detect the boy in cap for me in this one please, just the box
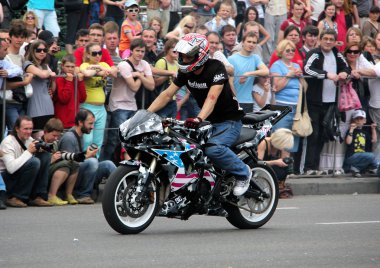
[344,109,378,177]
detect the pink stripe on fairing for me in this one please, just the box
[171,181,215,188]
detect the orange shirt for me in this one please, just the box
[119,19,143,51]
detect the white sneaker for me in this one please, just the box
[233,165,252,196]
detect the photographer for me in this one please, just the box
[257,128,295,199]
[39,118,80,206]
[0,115,51,207]
[58,109,116,204]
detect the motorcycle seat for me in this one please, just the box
[242,111,279,124]
[233,127,256,147]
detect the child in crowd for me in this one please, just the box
[344,109,378,177]
[54,54,87,128]
[119,0,143,59]
[205,1,234,34]
[252,76,272,112]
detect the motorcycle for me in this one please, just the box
[102,105,291,234]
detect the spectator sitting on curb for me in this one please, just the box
[58,109,116,204]
[0,116,52,207]
[343,109,378,177]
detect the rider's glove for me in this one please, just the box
[184,117,203,129]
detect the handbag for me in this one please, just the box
[292,79,313,137]
[338,80,362,112]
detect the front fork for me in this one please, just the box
[134,154,157,203]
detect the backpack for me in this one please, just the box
[4,0,28,10]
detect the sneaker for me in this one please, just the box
[367,168,378,175]
[352,171,362,178]
[233,165,252,196]
[48,196,68,206]
[76,196,95,205]
[305,170,317,175]
[66,194,78,205]
[29,197,53,207]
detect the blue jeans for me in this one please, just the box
[76,158,116,198]
[205,120,249,181]
[0,173,6,191]
[180,95,201,120]
[100,109,135,161]
[344,152,377,172]
[2,152,50,202]
[157,100,177,118]
[272,104,300,153]
[1,103,25,131]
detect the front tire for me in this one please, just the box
[224,163,279,229]
[102,165,160,234]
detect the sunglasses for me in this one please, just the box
[285,48,296,53]
[26,16,35,20]
[91,50,103,56]
[346,49,360,55]
[127,8,139,13]
[35,48,48,53]
[184,24,194,29]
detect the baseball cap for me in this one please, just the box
[125,0,139,8]
[352,109,366,119]
[38,30,56,46]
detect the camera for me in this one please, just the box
[61,152,86,162]
[34,140,54,152]
[282,157,294,174]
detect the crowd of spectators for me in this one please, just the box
[1,0,380,209]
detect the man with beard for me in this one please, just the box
[58,109,116,204]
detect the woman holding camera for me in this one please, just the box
[257,128,295,199]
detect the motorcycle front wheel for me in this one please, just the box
[224,163,279,229]
[102,165,160,234]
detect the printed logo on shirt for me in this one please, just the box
[188,80,207,89]
[213,73,225,83]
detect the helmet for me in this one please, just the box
[174,33,209,73]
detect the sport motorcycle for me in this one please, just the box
[102,105,291,234]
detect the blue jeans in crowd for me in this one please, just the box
[100,109,135,161]
[205,120,249,181]
[76,158,116,198]
[157,100,177,119]
[1,152,50,202]
[179,95,201,120]
[0,103,25,131]
[344,152,378,172]
[0,173,6,191]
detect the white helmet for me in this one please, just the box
[174,33,210,73]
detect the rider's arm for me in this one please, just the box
[148,82,180,113]
[197,84,223,121]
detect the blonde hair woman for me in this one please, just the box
[22,11,41,35]
[257,128,295,198]
[165,15,197,40]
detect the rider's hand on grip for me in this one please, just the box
[184,117,202,129]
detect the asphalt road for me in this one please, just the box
[1,194,379,268]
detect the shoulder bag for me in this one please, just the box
[292,79,313,137]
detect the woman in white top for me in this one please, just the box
[165,15,196,40]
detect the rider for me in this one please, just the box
[148,33,251,196]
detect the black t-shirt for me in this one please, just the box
[173,59,244,123]
[345,127,372,158]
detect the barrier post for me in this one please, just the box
[1,80,6,140]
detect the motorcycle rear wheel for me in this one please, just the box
[102,165,160,234]
[224,163,279,229]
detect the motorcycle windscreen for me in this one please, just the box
[119,110,164,142]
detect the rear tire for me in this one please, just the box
[224,163,279,229]
[102,165,160,234]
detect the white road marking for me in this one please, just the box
[316,221,380,225]
[277,207,299,210]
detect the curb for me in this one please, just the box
[287,176,380,195]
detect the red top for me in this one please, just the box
[335,8,347,52]
[73,47,114,67]
[268,49,304,70]
[54,77,87,128]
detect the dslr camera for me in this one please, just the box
[34,140,54,152]
[60,151,86,162]
[282,157,294,174]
